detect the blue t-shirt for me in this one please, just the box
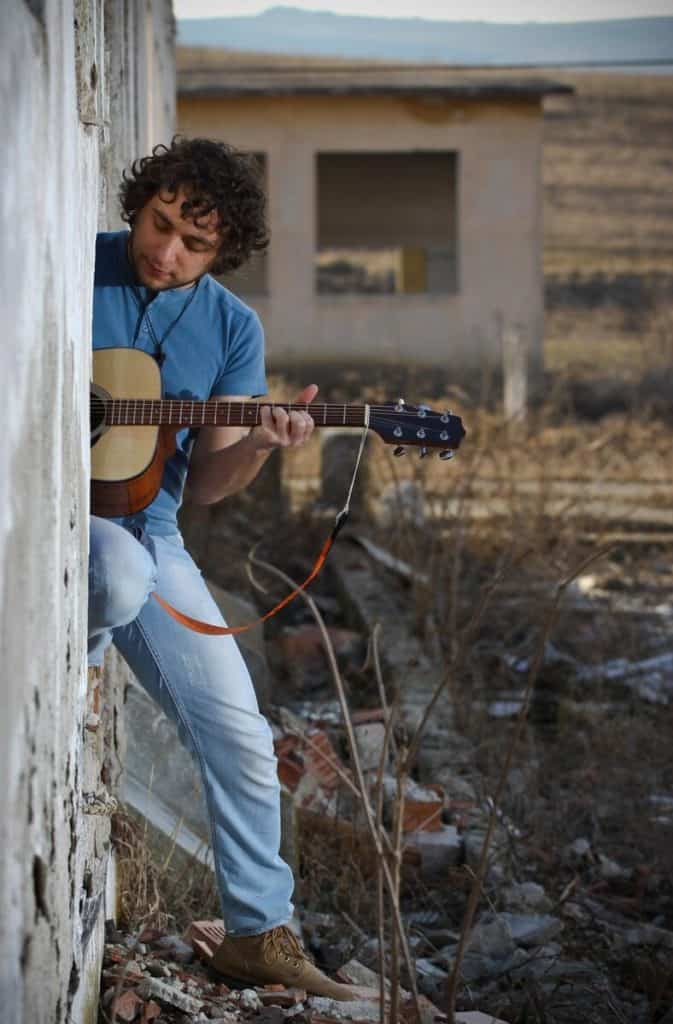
[93,230,267,535]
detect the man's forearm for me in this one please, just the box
[186,433,273,505]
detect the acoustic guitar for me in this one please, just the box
[91,347,466,517]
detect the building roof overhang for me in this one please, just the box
[177,47,574,101]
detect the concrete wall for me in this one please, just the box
[178,93,544,376]
[0,3,174,1022]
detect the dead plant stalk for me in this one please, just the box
[249,552,423,1023]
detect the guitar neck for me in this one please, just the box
[101,398,369,429]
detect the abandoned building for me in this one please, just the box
[177,49,570,379]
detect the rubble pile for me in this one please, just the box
[109,501,673,1023]
[99,921,450,1023]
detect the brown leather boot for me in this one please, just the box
[210,925,356,1001]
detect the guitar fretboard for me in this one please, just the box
[95,398,368,429]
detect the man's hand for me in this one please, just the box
[249,384,318,452]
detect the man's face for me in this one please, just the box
[130,187,223,290]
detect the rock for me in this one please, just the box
[562,837,593,865]
[136,978,204,1015]
[336,959,386,989]
[467,915,516,960]
[415,957,448,1000]
[238,988,262,1011]
[353,722,386,773]
[624,923,673,949]
[499,913,563,948]
[450,951,501,982]
[308,995,381,1021]
[147,959,172,977]
[456,1013,510,1024]
[155,934,195,963]
[509,944,600,984]
[463,826,506,872]
[502,881,552,914]
[598,853,631,880]
[405,825,462,878]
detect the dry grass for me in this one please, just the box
[111,809,220,935]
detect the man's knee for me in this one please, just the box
[89,520,157,630]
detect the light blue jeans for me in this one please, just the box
[88,515,295,935]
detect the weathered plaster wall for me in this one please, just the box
[0,3,175,1022]
[178,93,544,376]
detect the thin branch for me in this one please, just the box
[248,551,423,1018]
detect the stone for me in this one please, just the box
[405,825,462,878]
[624,923,673,949]
[502,881,552,914]
[562,837,592,865]
[147,959,172,977]
[136,978,204,1015]
[499,913,562,948]
[463,828,506,871]
[353,721,386,773]
[336,959,386,989]
[239,988,262,1011]
[598,853,631,880]
[415,957,448,1000]
[155,933,195,963]
[455,1013,510,1024]
[309,996,381,1022]
[467,916,516,960]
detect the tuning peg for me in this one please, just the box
[395,397,406,412]
[419,447,429,458]
[440,411,452,423]
[439,449,455,461]
[394,446,406,457]
[418,404,429,418]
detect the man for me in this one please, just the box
[89,136,355,1000]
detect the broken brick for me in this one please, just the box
[109,988,144,1022]
[303,729,345,789]
[402,785,444,833]
[259,986,307,1007]
[186,919,225,961]
[140,1000,161,1023]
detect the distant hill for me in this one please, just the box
[177,7,673,66]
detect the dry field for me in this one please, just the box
[541,72,673,379]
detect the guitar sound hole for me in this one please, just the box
[90,395,104,432]
[90,393,106,446]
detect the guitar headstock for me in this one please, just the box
[369,399,466,459]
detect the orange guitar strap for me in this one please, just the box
[151,411,370,635]
[152,513,347,635]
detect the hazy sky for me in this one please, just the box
[174,0,673,22]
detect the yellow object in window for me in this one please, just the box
[398,247,426,293]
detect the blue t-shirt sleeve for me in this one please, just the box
[212,309,268,398]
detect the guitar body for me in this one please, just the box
[91,348,175,516]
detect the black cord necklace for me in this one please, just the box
[127,238,200,367]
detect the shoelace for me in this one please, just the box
[263,926,313,967]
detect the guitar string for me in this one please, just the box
[95,398,454,415]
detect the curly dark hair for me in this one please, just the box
[119,136,269,275]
